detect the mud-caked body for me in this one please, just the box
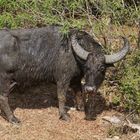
[0,26,129,123]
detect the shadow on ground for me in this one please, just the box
[8,83,59,110]
[6,83,106,121]
[84,92,106,120]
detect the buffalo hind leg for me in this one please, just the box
[0,77,20,124]
[0,95,20,124]
[57,82,70,121]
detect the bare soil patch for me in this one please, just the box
[0,84,139,140]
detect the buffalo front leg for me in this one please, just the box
[57,82,70,121]
[0,95,20,124]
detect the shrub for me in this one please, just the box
[0,0,139,29]
[119,49,140,113]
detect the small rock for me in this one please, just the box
[102,116,122,124]
[113,136,120,139]
[105,136,120,140]
[70,107,76,111]
[128,123,140,131]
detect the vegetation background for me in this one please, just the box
[0,0,140,114]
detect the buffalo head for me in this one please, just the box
[71,32,130,93]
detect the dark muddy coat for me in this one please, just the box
[0,26,129,123]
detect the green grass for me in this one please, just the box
[0,0,139,29]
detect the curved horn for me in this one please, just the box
[71,34,90,60]
[105,37,130,64]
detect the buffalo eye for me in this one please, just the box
[98,65,105,72]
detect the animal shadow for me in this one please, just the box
[4,83,106,121]
[84,92,106,120]
[8,83,75,111]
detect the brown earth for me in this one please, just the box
[0,84,139,140]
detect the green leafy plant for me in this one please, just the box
[119,49,140,112]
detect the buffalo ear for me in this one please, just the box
[11,33,20,51]
[106,63,115,67]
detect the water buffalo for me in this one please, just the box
[0,26,130,124]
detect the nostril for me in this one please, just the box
[85,86,96,92]
[88,87,94,91]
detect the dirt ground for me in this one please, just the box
[0,84,139,140]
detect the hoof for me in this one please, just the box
[8,116,21,124]
[59,113,70,121]
[85,116,96,121]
